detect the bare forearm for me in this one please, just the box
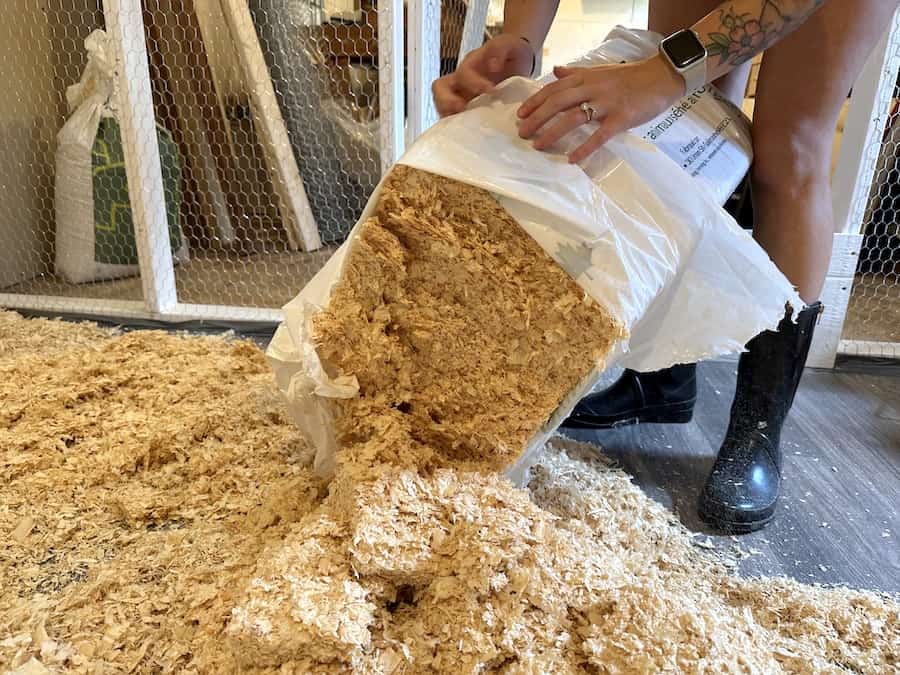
[502,0,560,47]
[695,0,827,80]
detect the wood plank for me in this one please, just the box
[377,0,405,174]
[407,0,440,140]
[827,232,864,278]
[167,0,241,243]
[832,11,900,237]
[102,0,178,313]
[194,0,248,178]
[196,0,290,249]
[808,276,855,369]
[144,1,220,244]
[219,0,322,252]
[840,340,900,359]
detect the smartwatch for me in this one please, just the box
[659,29,708,94]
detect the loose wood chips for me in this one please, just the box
[311,166,624,472]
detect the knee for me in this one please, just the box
[751,122,832,199]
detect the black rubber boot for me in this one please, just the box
[562,364,697,429]
[698,302,823,534]
[724,173,754,231]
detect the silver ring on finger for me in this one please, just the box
[580,101,596,123]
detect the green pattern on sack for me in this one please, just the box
[91,118,182,265]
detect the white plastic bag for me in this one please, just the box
[267,28,799,482]
[55,30,189,284]
[555,27,753,206]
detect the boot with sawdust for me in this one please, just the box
[698,302,823,534]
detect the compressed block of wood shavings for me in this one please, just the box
[2,311,898,674]
[227,437,899,673]
[226,512,376,668]
[312,165,625,471]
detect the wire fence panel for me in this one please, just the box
[3,2,897,344]
[441,0,465,75]
[0,1,451,321]
[0,1,129,312]
[251,0,380,242]
[842,74,900,358]
[140,0,366,312]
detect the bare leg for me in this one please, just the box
[752,1,899,302]
[649,0,752,106]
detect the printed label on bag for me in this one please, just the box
[632,87,751,198]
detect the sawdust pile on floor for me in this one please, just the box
[0,312,322,673]
[0,311,115,361]
[312,166,624,472]
[228,438,899,673]
[1,311,897,673]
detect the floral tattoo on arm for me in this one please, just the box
[705,0,827,65]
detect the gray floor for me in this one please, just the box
[563,360,900,593]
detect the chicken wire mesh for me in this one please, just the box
[1,0,477,319]
[441,0,465,75]
[141,0,379,311]
[0,2,120,308]
[439,0,497,75]
[842,74,900,358]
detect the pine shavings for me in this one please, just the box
[0,311,117,361]
[223,169,899,673]
[227,512,375,668]
[229,438,900,673]
[0,312,320,673]
[312,166,625,471]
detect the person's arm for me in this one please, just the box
[432,0,559,116]
[695,0,827,81]
[502,0,560,49]
[517,0,831,162]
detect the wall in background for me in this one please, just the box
[0,1,102,288]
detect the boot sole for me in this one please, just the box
[561,403,695,430]
[697,493,775,534]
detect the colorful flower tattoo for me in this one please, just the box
[705,1,827,66]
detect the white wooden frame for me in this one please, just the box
[379,0,406,174]
[840,340,900,359]
[102,0,178,314]
[407,0,440,141]
[0,294,282,324]
[459,0,490,62]
[809,9,900,367]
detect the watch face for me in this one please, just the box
[664,30,706,69]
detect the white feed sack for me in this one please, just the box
[564,27,752,206]
[267,27,799,483]
[54,30,188,284]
